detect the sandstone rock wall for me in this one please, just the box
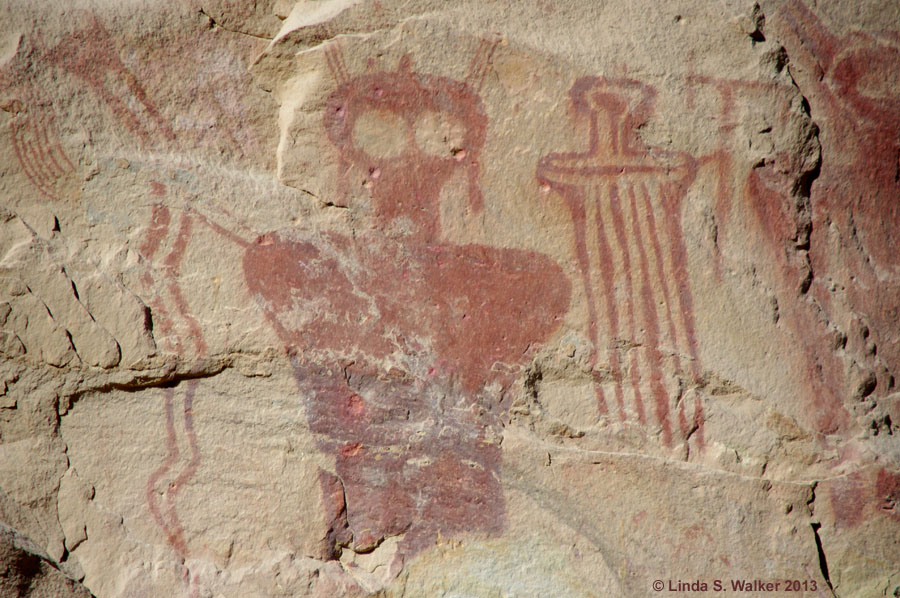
[1,1,898,596]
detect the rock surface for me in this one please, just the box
[1,0,898,596]
[0,523,92,597]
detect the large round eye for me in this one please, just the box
[414,110,467,158]
[352,109,410,158]
[853,48,900,101]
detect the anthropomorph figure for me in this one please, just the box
[141,40,571,589]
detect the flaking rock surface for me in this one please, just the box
[1,1,898,596]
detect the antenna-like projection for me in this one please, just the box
[466,36,500,92]
[320,25,349,85]
[397,53,413,73]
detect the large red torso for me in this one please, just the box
[243,229,570,391]
[239,64,571,552]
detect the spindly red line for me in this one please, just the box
[678,401,690,443]
[639,179,683,372]
[32,120,66,178]
[466,40,486,83]
[605,182,645,424]
[139,204,172,261]
[190,209,253,248]
[561,189,609,415]
[10,121,57,200]
[692,395,705,450]
[469,38,499,92]
[145,387,188,556]
[629,183,671,446]
[164,214,209,356]
[163,381,201,555]
[586,184,626,420]
[658,182,702,382]
[335,47,349,83]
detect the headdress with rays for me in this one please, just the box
[318,35,501,237]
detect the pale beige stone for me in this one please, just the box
[1,0,898,596]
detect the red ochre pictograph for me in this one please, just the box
[778,0,900,396]
[678,0,900,436]
[538,77,704,450]
[9,17,263,592]
[42,4,900,590]
[138,200,205,596]
[1,63,76,202]
[135,37,571,584]
[41,17,176,145]
[684,70,856,436]
[7,110,75,202]
[3,16,180,203]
